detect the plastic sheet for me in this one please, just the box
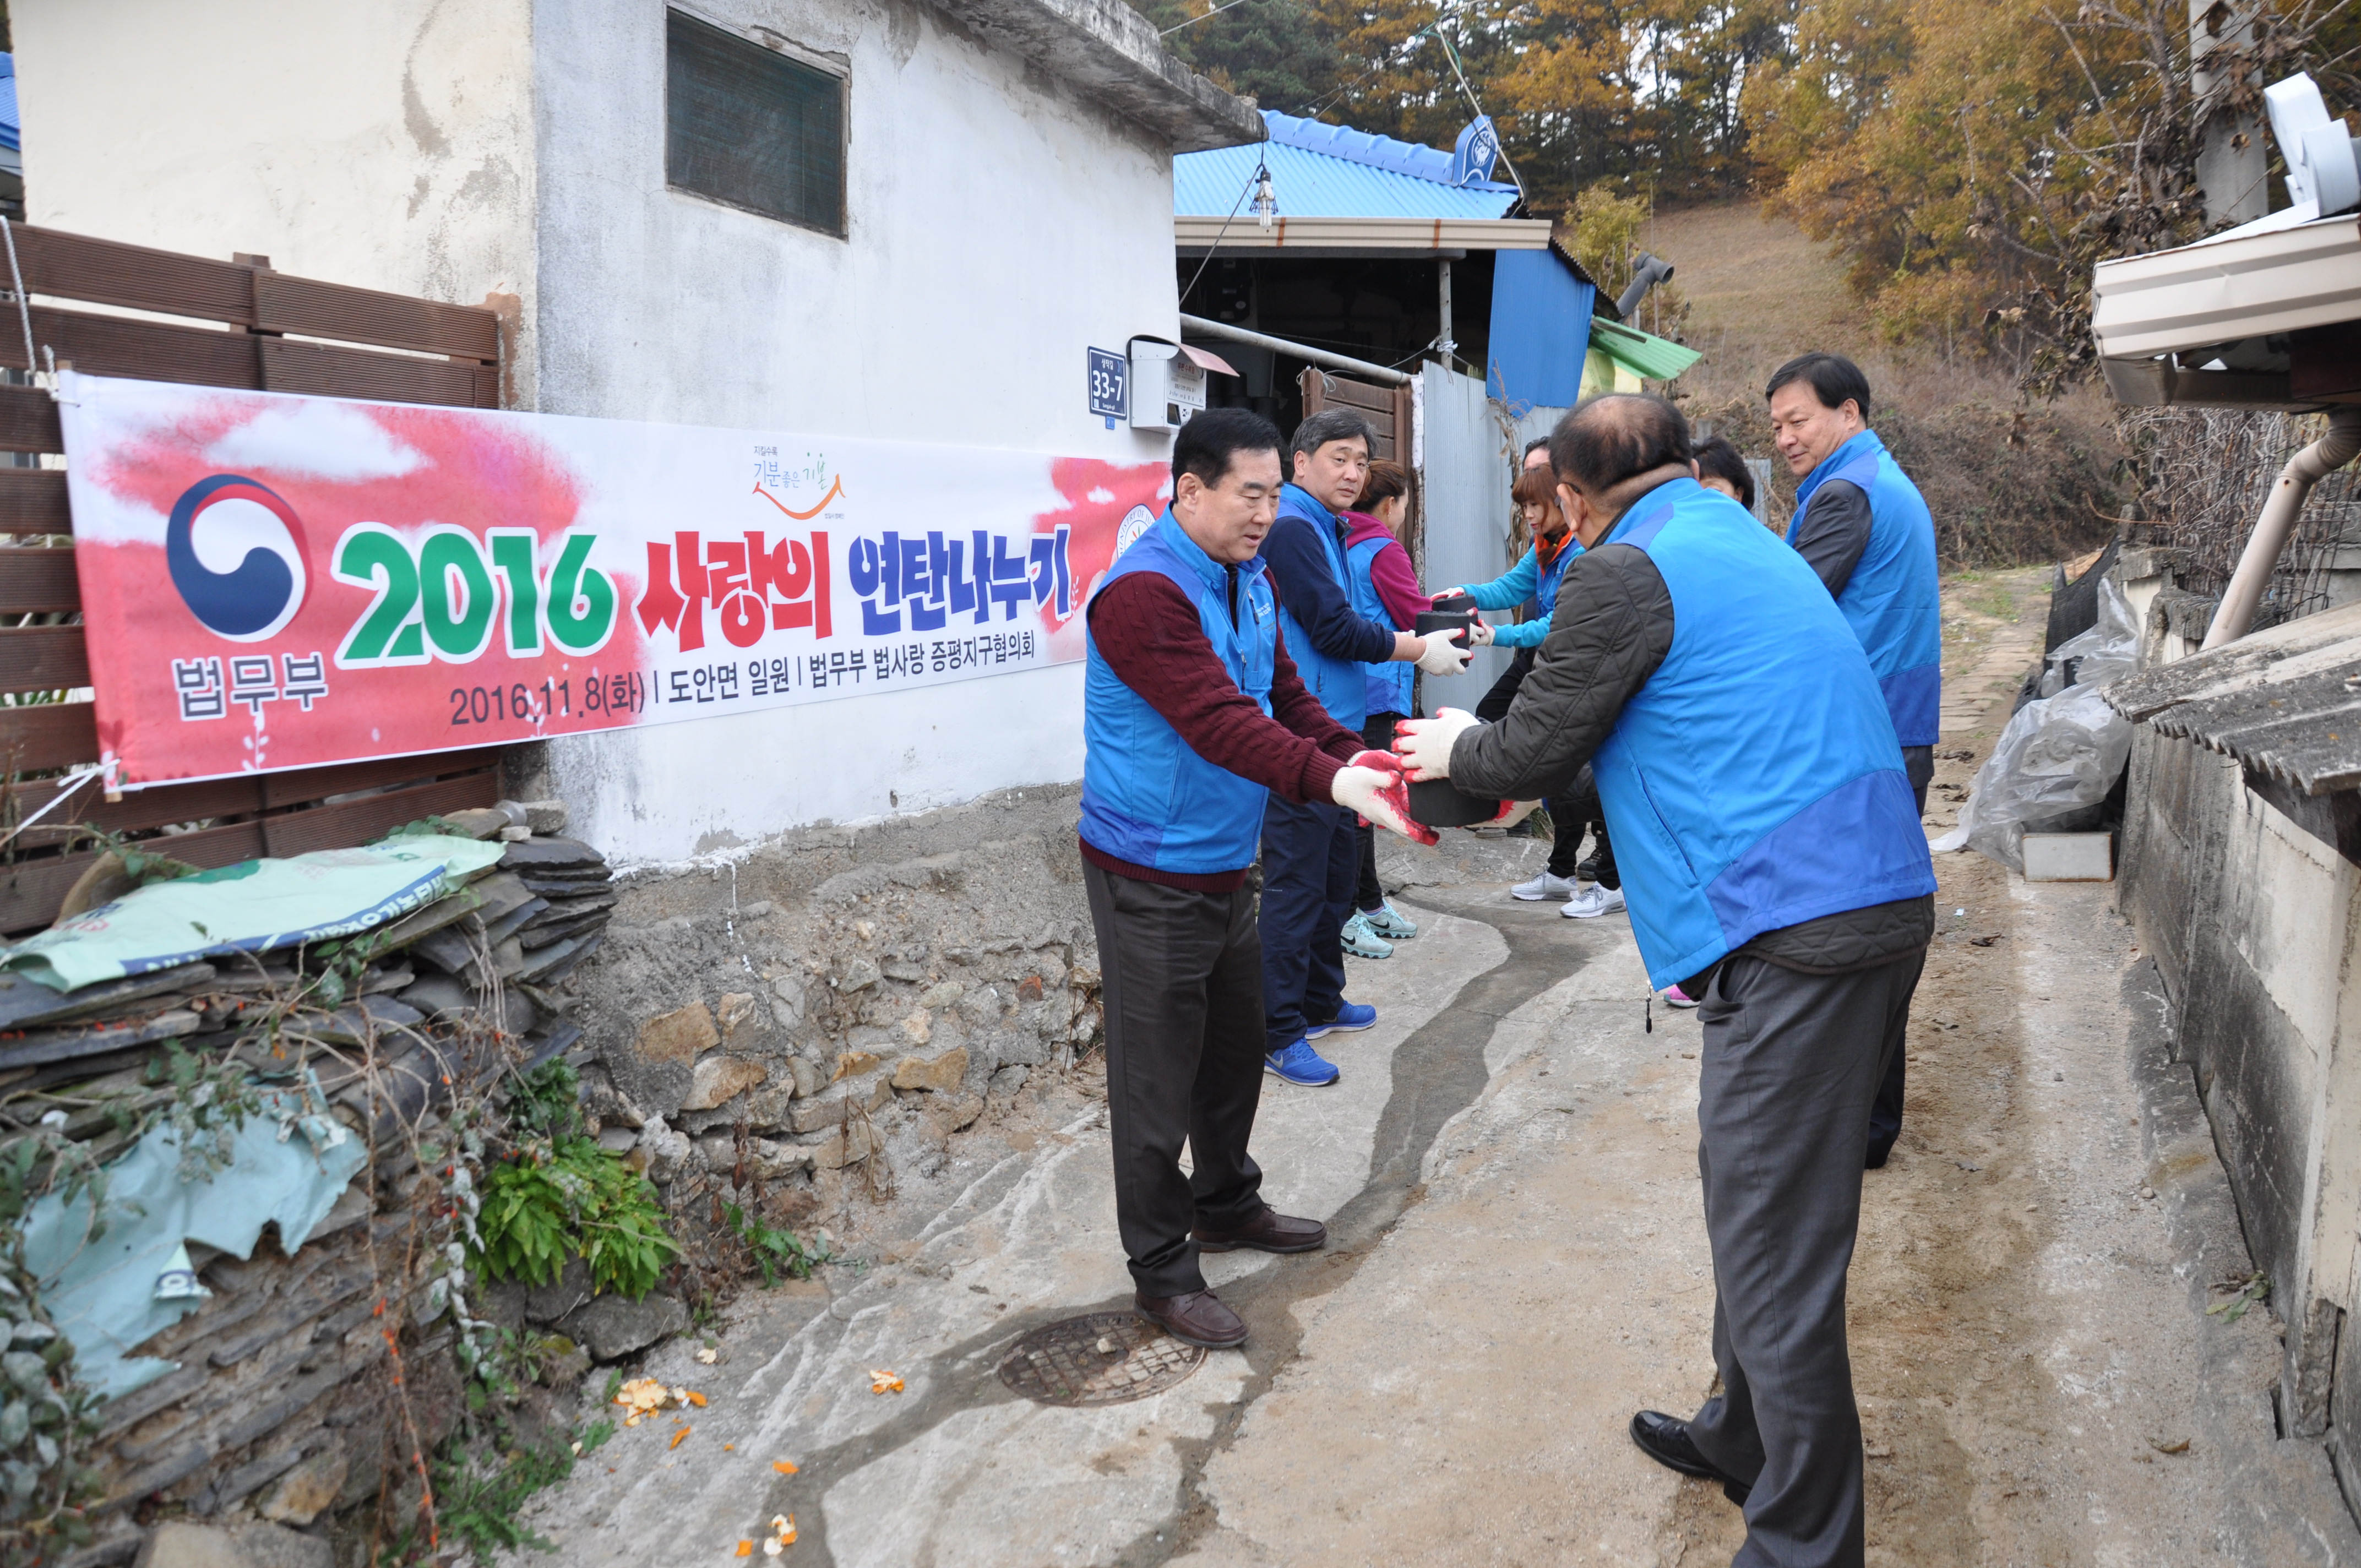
[1933,576,2139,872]
[19,1079,367,1400]
[1,834,506,993]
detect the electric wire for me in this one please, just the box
[1178,161,1269,314]
[1160,0,1254,35]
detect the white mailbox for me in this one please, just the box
[1128,336,1238,432]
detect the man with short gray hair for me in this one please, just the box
[1254,407,1469,1088]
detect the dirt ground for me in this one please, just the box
[507,568,2357,1566]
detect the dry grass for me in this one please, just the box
[1626,199,2128,567]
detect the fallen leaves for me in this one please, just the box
[698,1346,721,1365]
[2150,1436,2191,1455]
[870,1369,905,1394]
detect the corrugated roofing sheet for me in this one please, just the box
[1176,110,1519,221]
[2107,597,2361,794]
[0,56,18,155]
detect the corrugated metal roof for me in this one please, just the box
[2107,597,2361,794]
[1175,110,1519,221]
[0,56,19,156]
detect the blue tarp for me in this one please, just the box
[22,1080,367,1400]
[1488,249,1597,410]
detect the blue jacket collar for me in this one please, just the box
[1155,508,1266,594]
[1602,476,1701,549]
[1280,481,1340,526]
[1795,428,1886,510]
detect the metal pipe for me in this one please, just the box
[1178,313,1412,386]
[2202,404,2361,648]
[1438,259,1454,370]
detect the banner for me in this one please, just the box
[58,373,1168,788]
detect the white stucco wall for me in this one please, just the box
[530,0,1180,863]
[18,0,1201,866]
[13,0,539,401]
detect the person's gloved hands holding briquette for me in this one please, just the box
[1331,749,1437,845]
[1412,624,1475,677]
[1392,706,1481,780]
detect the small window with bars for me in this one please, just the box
[666,9,846,237]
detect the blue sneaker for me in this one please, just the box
[1339,912,1394,960]
[1304,1001,1377,1039]
[1264,1039,1341,1086]
[1360,901,1418,940]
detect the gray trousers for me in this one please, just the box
[1687,949,1925,1567]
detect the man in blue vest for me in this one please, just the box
[1080,406,1432,1352]
[1767,352,1942,1170]
[1257,408,1470,1086]
[1396,394,1935,1568]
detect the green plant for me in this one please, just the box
[472,1138,677,1300]
[2208,1271,2271,1325]
[723,1201,831,1288]
[507,1060,582,1142]
[428,1415,616,1566]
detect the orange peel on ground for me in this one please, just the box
[736,1543,753,1558]
[773,1460,798,1474]
[670,1425,693,1450]
[869,1369,905,1394]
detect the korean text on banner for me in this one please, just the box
[58,373,1169,788]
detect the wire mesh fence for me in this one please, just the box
[2126,406,2361,631]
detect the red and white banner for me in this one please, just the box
[58,373,1166,788]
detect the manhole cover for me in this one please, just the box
[997,1311,1206,1406]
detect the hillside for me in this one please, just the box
[1627,200,2127,565]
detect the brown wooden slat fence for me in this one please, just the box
[0,223,507,934]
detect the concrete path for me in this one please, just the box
[510,870,2357,1566]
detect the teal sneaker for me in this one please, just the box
[1360,900,1418,940]
[1340,911,1394,960]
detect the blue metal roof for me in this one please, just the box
[1175,110,1519,221]
[0,57,19,155]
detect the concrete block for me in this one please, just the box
[136,1522,330,1568]
[811,1120,879,1170]
[635,1001,719,1064]
[2024,832,2114,881]
[257,1446,347,1526]
[789,1074,892,1135]
[558,1293,689,1362]
[716,991,761,1049]
[681,1054,768,1112]
[894,1046,969,1092]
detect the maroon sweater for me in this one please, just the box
[1083,568,1365,891]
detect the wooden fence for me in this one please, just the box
[0,224,509,934]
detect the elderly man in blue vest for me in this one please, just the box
[1767,352,1941,1170]
[1396,394,1935,1568]
[1080,406,1432,1351]
[1256,408,1471,1087]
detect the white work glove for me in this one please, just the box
[1331,750,1438,846]
[1415,628,1472,677]
[1466,616,1497,647]
[1493,798,1542,828]
[1392,707,1481,782]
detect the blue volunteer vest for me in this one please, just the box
[1591,478,1937,988]
[1272,483,1368,728]
[1531,537,1574,622]
[1789,429,1942,746]
[1080,510,1278,875]
[1347,532,1415,719]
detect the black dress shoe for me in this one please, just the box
[1628,1410,1752,1505]
[1865,1138,1896,1170]
[1136,1289,1248,1348]
[1192,1209,1326,1254]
